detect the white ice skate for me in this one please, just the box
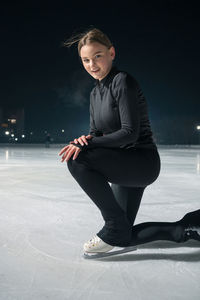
[83,234,114,253]
[83,234,138,259]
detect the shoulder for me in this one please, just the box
[112,70,139,90]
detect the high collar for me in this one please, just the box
[94,65,119,87]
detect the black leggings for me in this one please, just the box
[67,146,193,247]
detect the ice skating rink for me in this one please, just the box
[0,145,200,300]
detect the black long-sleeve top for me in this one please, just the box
[71,65,157,151]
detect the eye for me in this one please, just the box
[95,54,101,58]
[83,59,89,63]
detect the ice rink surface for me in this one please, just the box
[0,145,200,300]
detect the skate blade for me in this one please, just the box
[83,245,137,259]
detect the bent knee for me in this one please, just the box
[66,152,90,173]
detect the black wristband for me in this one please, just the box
[70,142,88,151]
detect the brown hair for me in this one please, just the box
[63,27,113,57]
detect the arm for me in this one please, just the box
[72,74,140,151]
[88,96,103,137]
[68,92,102,149]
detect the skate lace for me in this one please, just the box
[88,235,101,245]
[185,226,200,236]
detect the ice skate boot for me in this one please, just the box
[183,226,200,241]
[83,234,138,259]
[83,234,114,254]
[179,209,200,226]
[178,209,200,242]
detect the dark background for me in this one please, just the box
[0,0,200,144]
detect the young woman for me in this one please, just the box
[59,28,200,254]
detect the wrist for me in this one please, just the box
[70,142,84,151]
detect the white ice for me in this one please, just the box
[0,145,200,300]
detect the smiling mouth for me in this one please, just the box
[92,69,100,73]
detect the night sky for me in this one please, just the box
[1,0,200,143]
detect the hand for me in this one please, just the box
[58,143,82,162]
[69,134,93,146]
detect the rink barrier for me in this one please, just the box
[0,143,200,149]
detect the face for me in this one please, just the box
[80,42,115,81]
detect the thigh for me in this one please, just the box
[76,147,161,187]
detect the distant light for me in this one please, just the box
[22,135,25,138]
[5,131,10,135]
[11,134,14,137]
[62,129,64,132]
[30,132,33,135]
[197,125,200,130]
[1,123,8,128]
[8,119,16,124]
[15,138,18,141]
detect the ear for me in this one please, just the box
[109,46,115,60]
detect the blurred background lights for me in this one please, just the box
[7,118,16,124]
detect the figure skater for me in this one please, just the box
[58,27,200,254]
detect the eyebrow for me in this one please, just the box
[81,51,103,59]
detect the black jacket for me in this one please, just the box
[71,65,157,151]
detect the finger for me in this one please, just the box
[58,147,66,156]
[61,148,69,160]
[61,152,68,162]
[72,148,81,160]
[58,145,70,156]
[60,145,72,161]
[61,152,69,162]
[62,147,75,162]
[78,138,84,146]
[59,146,69,156]
[74,139,78,144]
[61,147,72,161]
[81,136,88,145]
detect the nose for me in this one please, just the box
[89,59,96,69]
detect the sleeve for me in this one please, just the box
[88,92,103,137]
[71,74,140,151]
